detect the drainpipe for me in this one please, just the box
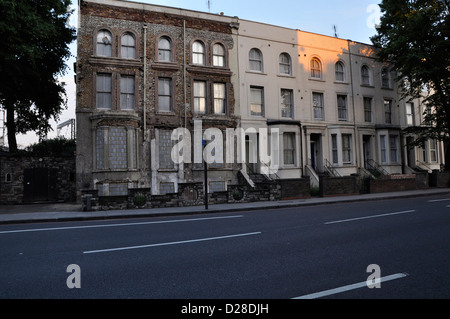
[347,40,359,169]
[183,19,187,130]
[143,24,148,141]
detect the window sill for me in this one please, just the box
[187,65,232,76]
[156,111,176,116]
[308,78,325,82]
[246,70,267,75]
[152,62,179,71]
[281,165,299,169]
[158,169,178,172]
[334,81,349,85]
[277,74,295,78]
[89,56,142,67]
[360,84,374,88]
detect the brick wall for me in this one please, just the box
[429,170,450,188]
[319,175,359,197]
[280,178,311,199]
[368,175,417,193]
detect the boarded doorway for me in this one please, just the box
[23,168,57,203]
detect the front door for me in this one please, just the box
[245,133,259,174]
[406,137,415,168]
[310,141,317,170]
[363,135,372,169]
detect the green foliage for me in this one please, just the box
[0,0,77,152]
[310,186,320,197]
[132,192,147,207]
[232,188,244,201]
[371,0,450,153]
[23,137,75,156]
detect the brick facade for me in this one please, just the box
[76,0,241,201]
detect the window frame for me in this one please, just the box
[250,86,265,117]
[213,82,227,114]
[120,75,135,110]
[361,65,371,86]
[406,102,415,126]
[389,135,399,163]
[281,88,294,118]
[331,134,338,164]
[193,80,207,113]
[249,48,263,72]
[430,139,438,163]
[310,57,322,79]
[96,73,113,109]
[279,53,292,75]
[192,40,206,65]
[384,99,392,124]
[380,135,387,164]
[335,61,345,82]
[96,29,113,57]
[158,36,173,62]
[381,67,391,89]
[364,97,373,123]
[342,134,352,164]
[157,77,173,112]
[312,92,324,120]
[283,132,296,166]
[337,94,348,121]
[212,42,226,67]
[120,32,136,59]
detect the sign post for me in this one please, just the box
[202,139,208,210]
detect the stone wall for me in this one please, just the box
[0,155,76,204]
[81,179,282,211]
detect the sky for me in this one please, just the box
[13,0,382,148]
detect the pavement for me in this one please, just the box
[1,188,450,225]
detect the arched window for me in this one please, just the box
[192,40,205,65]
[121,32,136,59]
[381,67,391,88]
[96,29,112,57]
[335,61,345,82]
[361,65,371,85]
[310,58,322,79]
[249,48,263,72]
[279,53,292,75]
[158,36,172,62]
[213,43,225,67]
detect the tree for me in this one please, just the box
[0,0,76,152]
[371,0,450,169]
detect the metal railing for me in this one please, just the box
[324,159,341,177]
[366,159,389,177]
[244,162,280,182]
[416,160,432,173]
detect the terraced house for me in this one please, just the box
[76,0,241,201]
[75,0,445,204]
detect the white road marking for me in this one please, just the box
[324,210,415,225]
[293,273,408,299]
[83,232,262,254]
[428,198,450,202]
[0,215,243,234]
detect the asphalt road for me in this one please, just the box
[0,193,449,302]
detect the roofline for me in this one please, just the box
[81,0,374,46]
[81,0,239,23]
